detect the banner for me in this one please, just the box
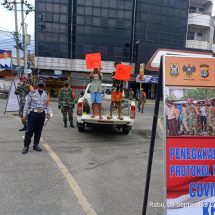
[0,50,12,69]
[164,56,215,215]
[4,78,19,113]
[136,75,158,83]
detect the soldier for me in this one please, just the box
[15,76,34,131]
[186,99,200,135]
[58,80,75,128]
[22,80,51,154]
[137,89,146,113]
[206,101,215,136]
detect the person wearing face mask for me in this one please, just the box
[22,79,51,154]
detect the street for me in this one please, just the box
[0,98,164,215]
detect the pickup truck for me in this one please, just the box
[76,83,136,134]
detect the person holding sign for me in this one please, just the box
[107,62,124,120]
[90,68,103,119]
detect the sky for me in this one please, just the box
[0,0,35,54]
[0,1,215,55]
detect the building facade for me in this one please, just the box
[35,0,191,96]
[186,0,214,50]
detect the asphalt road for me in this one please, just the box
[0,99,164,215]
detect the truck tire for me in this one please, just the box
[77,123,85,132]
[122,126,130,135]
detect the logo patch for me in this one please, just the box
[200,64,209,78]
[169,64,179,78]
[183,64,196,79]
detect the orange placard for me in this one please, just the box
[114,64,132,81]
[164,56,215,87]
[85,53,101,69]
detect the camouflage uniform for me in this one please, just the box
[58,87,75,127]
[138,91,146,113]
[187,104,199,135]
[15,82,31,116]
[206,105,215,136]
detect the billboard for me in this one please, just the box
[0,50,12,69]
[164,56,215,215]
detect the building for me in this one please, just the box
[35,0,190,96]
[186,0,214,50]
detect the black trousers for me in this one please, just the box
[24,112,45,147]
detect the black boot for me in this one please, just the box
[19,123,27,131]
[70,121,74,128]
[22,146,29,154]
[33,145,42,152]
[64,121,67,128]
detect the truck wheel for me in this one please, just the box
[77,123,85,132]
[122,126,130,135]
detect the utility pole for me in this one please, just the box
[14,0,20,67]
[21,0,27,77]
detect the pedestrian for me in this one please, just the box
[137,89,146,113]
[22,79,51,154]
[199,102,207,132]
[166,102,179,136]
[206,101,215,136]
[128,88,134,100]
[181,104,189,134]
[136,88,140,100]
[58,80,75,128]
[15,75,34,131]
[186,99,200,135]
[107,62,124,120]
[89,68,103,119]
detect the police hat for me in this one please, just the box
[37,79,46,86]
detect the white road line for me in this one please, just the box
[10,114,98,215]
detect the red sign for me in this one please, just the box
[114,64,132,81]
[85,53,102,69]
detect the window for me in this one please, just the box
[189,6,196,13]
[197,33,203,41]
[60,14,67,23]
[93,0,101,7]
[187,32,194,40]
[93,8,100,16]
[101,17,108,27]
[114,47,122,57]
[199,8,205,13]
[93,17,100,26]
[46,3,52,12]
[99,46,107,56]
[53,4,60,13]
[85,7,93,15]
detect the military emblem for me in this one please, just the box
[183,64,196,79]
[200,64,209,78]
[169,64,179,78]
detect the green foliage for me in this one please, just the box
[183,88,215,100]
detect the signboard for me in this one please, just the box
[85,53,102,69]
[136,75,158,83]
[0,50,12,69]
[4,78,19,113]
[114,64,132,81]
[139,63,145,81]
[164,56,215,215]
[54,70,62,76]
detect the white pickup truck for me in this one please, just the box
[76,83,136,134]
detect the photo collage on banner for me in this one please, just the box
[163,56,215,215]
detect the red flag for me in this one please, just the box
[85,53,102,69]
[114,64,132,81]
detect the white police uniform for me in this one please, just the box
[23,89,51,149]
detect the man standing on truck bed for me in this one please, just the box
[58,80,75,128]
[90,68,103,119]
[108,62,123,120]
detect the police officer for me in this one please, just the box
[58,80,75,128]
[22,80,51,154]
[15,76,34,131]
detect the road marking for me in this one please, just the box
[41,139,98,215]
[19,139,98,215]
[10,114,98,215]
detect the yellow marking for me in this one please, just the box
[11,114,98,215]
[41,139,98,215]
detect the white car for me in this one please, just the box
[76,83,136,134]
